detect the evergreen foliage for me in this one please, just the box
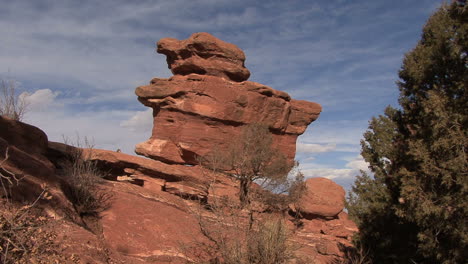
[347,2,467,263]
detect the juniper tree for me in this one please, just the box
[347,2,467,263]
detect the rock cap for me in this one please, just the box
[157,32,251,82]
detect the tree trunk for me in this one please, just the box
[239,179,250,207]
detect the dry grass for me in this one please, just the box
[0,148,69,263]
[0,78,28,121]
[334,244,372,264]
[60,137,111,217]
[186,140,310,263]
[185,191,298,264]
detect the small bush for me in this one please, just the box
[209,217,295,264]
[60,138,111,217]
[245,218,293,264]
[335,244,372,264]
[189,193,298,264]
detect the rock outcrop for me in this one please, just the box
[0,116,68,208]
[136,32,322,165]
[1,116,356,264]
[0,33,357,264]
[294,177,346,219]
[158,32,250,82]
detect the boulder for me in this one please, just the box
[158,32,250,82]
[0,116,74,219]
[0,115,49,158]
[294,177,345,219]
[136,34,321,166]
[0,116,56,182]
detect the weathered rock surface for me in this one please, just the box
[136,33,321,165]
[294,177,346,219]
[1,116,357,263]
[99,182,208,263]
[0,115,52,169]
[158,32,250,82]
[0,116,73,216]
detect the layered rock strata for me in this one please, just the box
[135,32,322,165]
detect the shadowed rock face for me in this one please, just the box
[136,33,322,165]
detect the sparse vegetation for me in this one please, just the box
[245,217,293,264]
[0,190,59,264]
[0,147,22,203]
[336,245,372,264]
[189,195,298,264]
[347,2,467,263]
[186,123,310,263]
[0,78,28,121]
[60,137,111,217]
[0,148,67,263]
[206,123,294,208]
[255,163,307,215]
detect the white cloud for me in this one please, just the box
[21,89,150,155]
[345,156,369,172]
[296,143,336,153]
[300,155,369,180]
[20,89,61,111]
[120,108,153,132]
[301,167,356,180]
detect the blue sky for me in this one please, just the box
[0,0,444,190]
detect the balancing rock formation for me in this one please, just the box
[0,33,358,264]
[135,32,322,165]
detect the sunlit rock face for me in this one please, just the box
[157,32,251,82]
[135,32,322,165]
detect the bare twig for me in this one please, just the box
[0,147,24,203]
[0,78,28,121]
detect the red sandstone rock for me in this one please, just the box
[135,73,321,165]
[136,33,321,165]
[0,116,56,184]
[294,177,345,218]
[100,182,208,263]
[0,115,50,161]
[0,116,356,263]
[158,32,250,82]
[0,116,76,220]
